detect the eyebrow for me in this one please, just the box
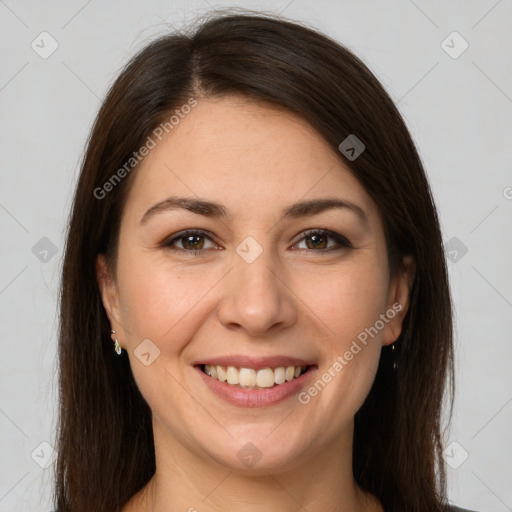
[139,196,368,226]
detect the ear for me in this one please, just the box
[381,255,416,346]
[95,253,123,340]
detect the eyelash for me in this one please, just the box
[161,229,353,255]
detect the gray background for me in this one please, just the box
[0,1,511,511]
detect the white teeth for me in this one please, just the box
[217,365,227,382]
[226,366,239,385]
[203,364,308,388]
[256,368,274,388]
[239,368,256,387]
[274,367,286,385]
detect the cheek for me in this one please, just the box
[297,258,389,340]
[117,253,219,341]
[294,259,388,410]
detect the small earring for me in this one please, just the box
[111,329,122,355]
[391,343,398,370]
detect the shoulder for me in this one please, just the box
[447,506,480,512]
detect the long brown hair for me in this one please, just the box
[55,9,454,512]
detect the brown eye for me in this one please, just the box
[179,233,205,250]
[294,229,352,252]
[304,233,328,250]
[163,230,218,253]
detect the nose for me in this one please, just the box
[216,246,298,337]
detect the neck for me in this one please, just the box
[122,417,383,512]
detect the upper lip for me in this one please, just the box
[192,355,316,369]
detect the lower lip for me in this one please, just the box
[194,365,317,408]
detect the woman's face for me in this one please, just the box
[97,95,414,473]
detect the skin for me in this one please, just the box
[96,95,415,512]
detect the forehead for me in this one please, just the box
[122,95,379,225]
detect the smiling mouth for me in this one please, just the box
[197,364,314,389]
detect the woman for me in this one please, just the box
[54,10,477,512]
